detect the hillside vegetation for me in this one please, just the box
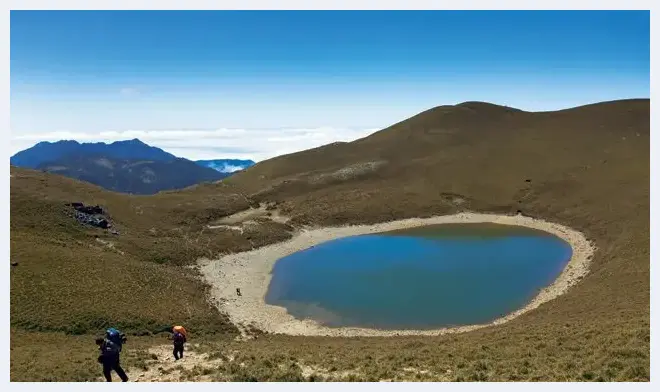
[10,99,649,381]
[36,155,229,195]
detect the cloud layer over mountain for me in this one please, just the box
[11,127,380,162]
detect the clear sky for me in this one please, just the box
[10,10,650,161]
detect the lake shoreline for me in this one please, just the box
[199,212,596,337]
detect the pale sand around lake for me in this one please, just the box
[199,212,596,337]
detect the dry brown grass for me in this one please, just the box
[10,99,649,381]
[9,330,170,381]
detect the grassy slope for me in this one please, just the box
[10,99,649,381]
[10,331,167,382]
[10,169,295,335]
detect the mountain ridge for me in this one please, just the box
[10,138,255,194]
[11,138,177,168]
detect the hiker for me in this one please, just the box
[236,288,242,296]
[96,328,128,382]
[172,325,187,361]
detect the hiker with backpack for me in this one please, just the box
[96,327,128,382]
[172,325,187,361]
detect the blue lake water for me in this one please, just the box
[265,223,573,330]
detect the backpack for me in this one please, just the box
[173,325,187,337]
[105,328,123,350]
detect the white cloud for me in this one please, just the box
[10,127,381,162]
[119,87,140,97]
[204,163,253,173]
[219,164,249,173]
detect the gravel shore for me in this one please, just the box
[199,212,595,337]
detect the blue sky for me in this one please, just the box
[10,11,650,161]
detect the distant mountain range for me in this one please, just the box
[10,139,255,195]
[11,139,177,168]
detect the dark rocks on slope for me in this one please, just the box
[66,202,112,230]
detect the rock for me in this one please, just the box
[75,204,104,215]
[70,202,112,229]
[94,217,109,229]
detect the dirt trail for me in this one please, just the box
[211,203,289,225]
[131,345,216,382]
[206,203,290,233]
[100,341,449,382]
[103,344,231,382]
[114,343,447,382]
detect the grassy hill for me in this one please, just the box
[10,99,649,381]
